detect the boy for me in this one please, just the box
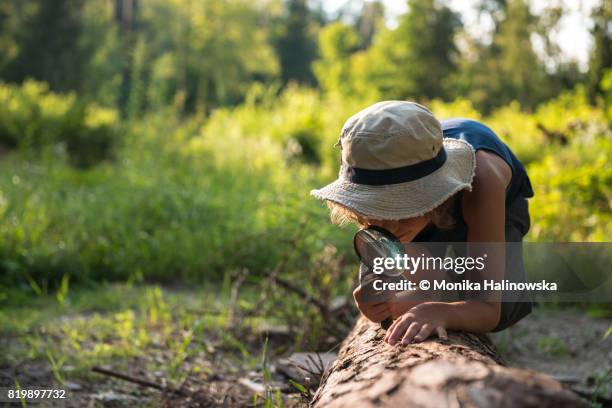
[311,101,533,345]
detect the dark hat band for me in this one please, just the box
[341,148,447,186]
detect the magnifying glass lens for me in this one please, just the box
[353,226,405,331]
[354,227,405,276]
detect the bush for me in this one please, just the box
[0,103,352,288]
[0,80,118,167]
[0,82,609,290]
[527,132,611,241]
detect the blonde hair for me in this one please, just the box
[327,201,368,227]
[326,194,459,230]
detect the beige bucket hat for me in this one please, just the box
[311,101,476,220]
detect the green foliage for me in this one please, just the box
[0,80,118,167]
[587,1,612,101]
[0,0,94,93]
[517,87,610,241]
[350,0,461,101]
[313,22,360,96]
[528,134,611,241]
[492,0,550,108]
[429,87,612,242]
[591,368,612,407]
[0,81,609,288]
[272,0,320,86]
[601,68,612,120]
[0,284,246,389]
[0,85,357,286]
[386,0,462,100]
[56,274,70,306]
[79,1,122,107]
[455,0,557,113]
[138,0,280,113]
[1,0,280,115]
[0,0,604,116]
[46,349,66,384]
[536,335,567,356]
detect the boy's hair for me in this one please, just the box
[326,193,459,230]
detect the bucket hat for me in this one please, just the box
[311,101,475,220]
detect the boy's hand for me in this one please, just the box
[353,286,392,323]
[389,300,417,319]
[384,303,448,345]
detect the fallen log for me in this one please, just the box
[311,317,584,408]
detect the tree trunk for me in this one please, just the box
[311,317,584,408]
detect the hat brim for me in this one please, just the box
[310,138,476,220]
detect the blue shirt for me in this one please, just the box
[442,118,534,206]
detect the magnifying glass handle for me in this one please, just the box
[381,317,393,330]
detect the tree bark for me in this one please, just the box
[311,317,584,408]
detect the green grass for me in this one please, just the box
[535,336,568,357]
[1,270,349,395]
[591,369,612,408]
[0,138,350,288]
[0,284,260,386]
[1,280,343,407]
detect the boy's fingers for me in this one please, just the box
[388,320,411,345]
[436,326,448,340]
[385,316,404,342]
[388,319,415,345]
[400,322,421,345]
[413,324,433,343]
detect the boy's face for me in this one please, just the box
[367,216,429,243]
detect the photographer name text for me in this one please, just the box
[373,278,558,292]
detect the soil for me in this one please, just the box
[1,305,609,407]
[490,307,612,400]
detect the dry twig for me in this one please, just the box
[92,366,187,396]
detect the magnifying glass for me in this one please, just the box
[353,226,406,330]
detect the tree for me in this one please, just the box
[132,0,280,114]
[272,0,319,86]
[114,0,140,116]
[79,1,122,107]
[365,0,462,101]
[456,0,554,112]
[587,1,612,102]
[475,0,507,27]
[355,1,385,49]
[0,0,93,93]
[313,22,360,95]
[492,0,547,108]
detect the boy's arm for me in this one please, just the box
[385,150,510,345]
[460,149,511,326]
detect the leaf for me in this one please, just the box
[288,379,307,394]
